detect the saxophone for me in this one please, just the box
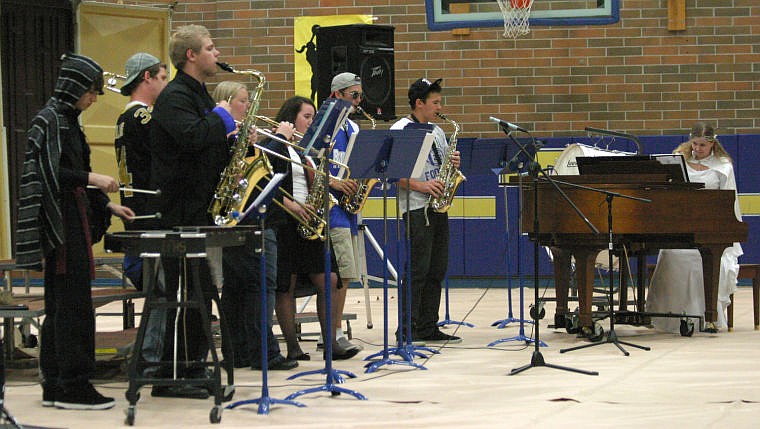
[428,112,466,213]
[208,62,269,226]
[297,156,337,240]
[338,106,379,214]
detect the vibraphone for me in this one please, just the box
[105,226,257,425]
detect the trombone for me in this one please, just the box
[255,115,304,140]
[103,71,127,94]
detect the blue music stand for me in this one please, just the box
[286,113,367,401]
[457,138,544,346]
[341,128,439,372]
[226,174,306,414]
[300,97,353,153]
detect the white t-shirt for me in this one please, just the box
[389,116,448,213]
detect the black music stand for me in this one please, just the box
[345,129,439,372]
[227,174,305,414]
[286,106,367,402]
[499,127,598,376]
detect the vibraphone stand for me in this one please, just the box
[0,339,21,429]
[112,230,241,425]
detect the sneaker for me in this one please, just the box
[55,384,116,410]
[421,330,462,344]
[336,336,363,352]
[42,383,59,407]
[151,385,210,400]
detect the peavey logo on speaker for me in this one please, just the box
[370,65,384,78]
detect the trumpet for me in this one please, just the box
[103,71,127,94]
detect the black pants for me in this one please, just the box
[40,198,95,389]
[221,228,280,366]
[403,208,449,338]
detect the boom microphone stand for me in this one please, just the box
[560,192,651,356]
[494,122,597,376]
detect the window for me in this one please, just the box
[426,0,619,31]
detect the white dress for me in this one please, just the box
[646,156,743,332]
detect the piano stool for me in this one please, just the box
[728,264,760,331]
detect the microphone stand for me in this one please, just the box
[501,126,598,376]
[560,191,651,356]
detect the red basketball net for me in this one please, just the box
[496,0,534,39]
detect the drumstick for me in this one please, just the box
[131,212,162,220]
[87,185,162,196]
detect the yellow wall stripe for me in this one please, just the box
[361,196,496,219]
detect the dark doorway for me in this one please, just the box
[1,0,74,254]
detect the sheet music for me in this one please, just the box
[652,153,689,183]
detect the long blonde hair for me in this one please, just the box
[673,122,731,162]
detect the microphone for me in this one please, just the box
[489,116,528,133]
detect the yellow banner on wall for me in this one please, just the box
[294,15,373,100]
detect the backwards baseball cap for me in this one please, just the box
[121,52,161,95]
[408,78,442,106]
[331,72,361,92]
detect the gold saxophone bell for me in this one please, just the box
[337,106,378,214]
[103,71,127,94]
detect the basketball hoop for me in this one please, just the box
[496,0,534,39]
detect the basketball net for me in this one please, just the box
[496,0,534,39]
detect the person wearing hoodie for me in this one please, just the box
[15,53,134,410]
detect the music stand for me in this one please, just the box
[300,97,353,153]
[286,108,367,402]
[227,174,306,414]
[343,129,439,372]
[459,138,542,346]
[499,128,598,376]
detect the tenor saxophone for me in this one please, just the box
[428,112,466,213]
[297,157,337,240]
[208,62,269,226]
[338,106,379,214]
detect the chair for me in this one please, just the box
[727,264,760,331]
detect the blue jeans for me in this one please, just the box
[221,228,280,366]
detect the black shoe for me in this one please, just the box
[55,384,116,410]
[42,383,59,407]
[151,385,210,400]
[421,330,462,344]
[329,343,360,360]
[252,354,298,371]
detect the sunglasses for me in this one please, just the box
[343,90,363,100]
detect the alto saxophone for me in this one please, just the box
[297,157,337,240]
[428,112,466,213]
[338,106,379,214]
[208,62,269,226]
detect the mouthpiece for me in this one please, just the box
[216,62,234,73]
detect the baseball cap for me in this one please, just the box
[331,72,361,92]
[408,78,442,105]
[121,53,161,95]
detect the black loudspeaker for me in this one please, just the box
[315,24,395,121]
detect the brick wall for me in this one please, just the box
[166,0,759,137]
